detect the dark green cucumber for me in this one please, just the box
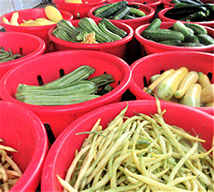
[16,94,100,106]
[145,18,161,31]
[98,22,122,41]
[112,6,130,20]
[141,29,185,42]
[197,34,214,45]
[184,23,207,34]
[159,39,182,46]
[129,7,146,17]
[94,1,128,18]
[101,18,127,38]
[43,65,95,88]
[16,81,98,97]
[179,42,204,46]
[185,34,200,43]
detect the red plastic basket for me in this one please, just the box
[129,51,214,116]
[53,0,106,19]
[0,32,46,80]
[162,0,214,8]
[135,22,214,55]
[48,19,134,58]
[0,50,132,138]
[0,8,73,51]
[41,99,214,191]
[158,7,214,28]
[107,0,161,11]
[0,100,48,191]
[88,3,155,30]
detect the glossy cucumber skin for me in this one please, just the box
[141,29,185,42]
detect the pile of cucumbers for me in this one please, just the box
[16,65,115,106]
[53,17,127,43]
[141,19,214,47]
[166,0,214,22]
[93,1,147,20]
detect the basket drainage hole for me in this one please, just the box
[59,69,65,77]
[37,75,44,86]
[118,81,120,85]
[143,76,148,87]
[103,71,107,74]
[207,72,212,82]
[160,70,164,74]
[44,123,55,145]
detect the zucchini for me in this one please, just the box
[112,6,130,20]
[129,7,146,17]
[184,23,207,34]
[53,28,78,42]
[16,94,100,106]
[141,29,185,42]
[198,72,211,89]
[43,65,95,88]
[16,81,98,97]
[179,10,207,21]
[89,74,114,87]
[145,18,162,31]
[94,1,128,18]
[78,17,111,43]
[101,18,127,38]
[180,83,202,107]
[197,34,214,45]
[93,3,113,15]
[57,20,84,41]
[155,67,189,101]
[98,22,122,41]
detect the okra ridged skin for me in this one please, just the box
[16,95,100,106]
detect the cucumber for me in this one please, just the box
[159,39,182,46]
[129,7,146,17]
[173,21,192,39]
[185,34,200,43]
[94,1,128,18]
[141,29,185,42]
[184,23,207,34]
[145,18,162,31]
[123,14,136,19]
[179,42,203,46]
[197,34,214,45]
[112,6,130,20]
